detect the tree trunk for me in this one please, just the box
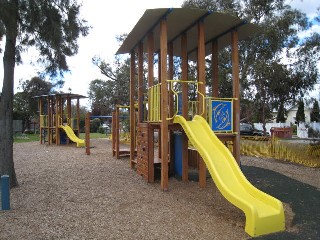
[0,1,19,187]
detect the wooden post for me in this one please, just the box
[47,96,51,144]
[138,42,144,123]
[112,112,115,156]
[181,32,189,182]
[85,112,90,155]
[160,18,169,191]
[212,40,219,98]
[67,95,71,126]
[168,42,174,120]
[231,30,240,165]
[39,98,43,144]
[115,106,120,159]
[55,96,59,145]
[130,51,136,168]
[197,20,206,188]
[76,98,80,137]
[148,32,154,88]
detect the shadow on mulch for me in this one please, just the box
[242,166,320,240]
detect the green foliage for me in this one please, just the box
[13,77,53,130]
[181,0,319,127]
[1,0,90,77]
[89,56,131,115]
[310,99,320,122]
[98,126,105,134]
[308,127,320,139]
[90,118,101,133]
[0,0,89,186]
[276,102,286,123]
[296,100,305,123]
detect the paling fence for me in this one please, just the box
[241,137,320,168]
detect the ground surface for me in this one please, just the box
[0,139,319,239]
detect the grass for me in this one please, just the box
[13,133,39,143]
[13,132,108,143]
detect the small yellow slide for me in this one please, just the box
[173,115,285,237]
[59,125,85,147]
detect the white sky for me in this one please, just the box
[0,0,319,107]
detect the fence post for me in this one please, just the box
[85,112,91,155]
[1,175,10,210]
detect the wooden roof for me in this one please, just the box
[116,8,260,60]
[33,93,87,99]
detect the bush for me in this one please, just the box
[90,118,101,133]
[308,127,320,143]
[98,126,105,134]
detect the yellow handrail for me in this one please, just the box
[166,80,203,120]
[148,83,161,122]
[147,80,205,122]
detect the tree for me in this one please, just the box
[181,0,319,131]
[0,1,89,187]
[310,99,320,122]
[13,77,53,131]
[276,102,286,123]
[89,56,131,115]
[296,100,305,124]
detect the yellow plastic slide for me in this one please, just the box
[59,125,85,147]
[173,115,285,237]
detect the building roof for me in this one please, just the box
[116,8,260,60]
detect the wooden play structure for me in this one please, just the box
[35,93,86,147]
[115,8,285,237]
[116,8,260,189]
[112,105,132,159]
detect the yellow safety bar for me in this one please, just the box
[40,115,48,127]
[148,83,161,122]
[166,80,204,120]
[147,80,206,122]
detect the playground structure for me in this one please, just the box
[35,93,86,147]
[112,105,133,159]
[116,8,285,237]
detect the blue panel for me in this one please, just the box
[211,100,233,132]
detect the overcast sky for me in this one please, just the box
[0,0,319,107]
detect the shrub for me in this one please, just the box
[90,118,101,133]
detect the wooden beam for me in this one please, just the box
[39,98,43,144]
[67,96,71,126]
[197,20,206,188]
[115,106,120,159]
[212,40,219,97]
[168,42,174,121]
[231,30,240,165]
[130,51,136,168]
[138,42,144,123]
[47,96,51,144]
[160,18,169,191]
[181,32,189,182]
[55,96,60,145]
[85,112,90,155]
[76,98,80,137]
[147,32,154,88]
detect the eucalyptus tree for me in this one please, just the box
[0,0,89,187]
[182,0,319,131]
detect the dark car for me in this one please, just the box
[240,123,254,135]
[240,123,270,136]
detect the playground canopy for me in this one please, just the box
[116,8,260,59]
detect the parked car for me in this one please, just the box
[240,123,254,135]
[240,123,269,136]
